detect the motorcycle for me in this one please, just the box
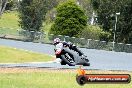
[54,43,90,66]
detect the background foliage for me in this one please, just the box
[80,25,111,41]
[0,0,132,44]
[50,1,87,37]
[91,0,132,43]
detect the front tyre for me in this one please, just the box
[61,61,66,65]
[61,53,76,66]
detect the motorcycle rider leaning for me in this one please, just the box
[53,38,84,57]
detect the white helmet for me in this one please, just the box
[53,38,60,44]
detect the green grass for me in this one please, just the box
[43,22,53,33]
[0,27,19,35]
[0,11,19,29]
[0,46,52,63]
[0,69,131,88]
[0,11,53,33]
[0,11,20,35]
[0,11,53,37]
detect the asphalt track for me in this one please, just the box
[0,38,132,71]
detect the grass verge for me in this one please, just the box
[0,11,52,40]
[0,46,53,63]
[0,11,19,29]
[0,11,52,34]
[0,68,131,88]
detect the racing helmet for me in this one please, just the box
[53,38,60,45]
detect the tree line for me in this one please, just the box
[92,0,132,43]
[0,0,132,43]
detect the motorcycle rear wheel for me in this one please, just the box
[83,63,90,66]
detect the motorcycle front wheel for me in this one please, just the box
[61,53,76,66]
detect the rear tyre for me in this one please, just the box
[83,63,90,66]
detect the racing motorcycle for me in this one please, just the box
[54,43,90,66]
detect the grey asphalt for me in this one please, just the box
[0,38,132,71]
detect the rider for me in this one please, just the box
[53,38,84,56]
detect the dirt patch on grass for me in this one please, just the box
[0,67,131,74]
[0,67,76,73]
